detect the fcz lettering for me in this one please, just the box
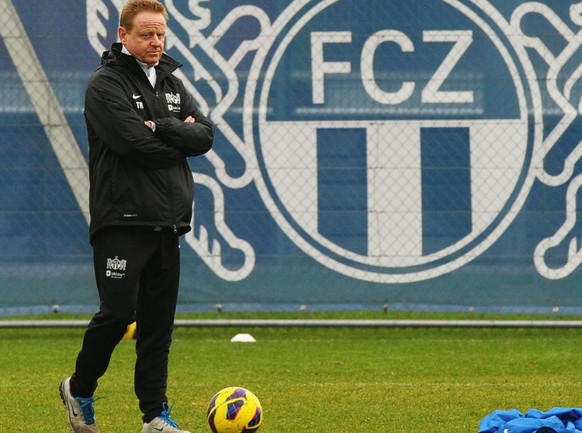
[311,30,474,105]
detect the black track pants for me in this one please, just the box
[70,227,181,422]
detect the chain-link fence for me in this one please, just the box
[1,0,582,315]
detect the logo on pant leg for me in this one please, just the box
[106,256,127,279]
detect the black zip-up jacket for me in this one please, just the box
[85,43,214,242]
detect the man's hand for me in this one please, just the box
[184,115,196,123]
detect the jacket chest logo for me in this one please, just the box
[165,92,181,113]
[132,93,144,110]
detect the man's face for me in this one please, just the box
[118,11,166,66]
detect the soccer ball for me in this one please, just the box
[206,387,263,433]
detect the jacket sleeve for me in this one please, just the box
[151,86,214,157]
[84,74,186,169]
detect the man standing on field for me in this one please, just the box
[59,1,214,432]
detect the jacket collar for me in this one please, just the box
[101,42,182,78]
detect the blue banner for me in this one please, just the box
[1,0,582,314]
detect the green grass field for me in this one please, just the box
[2,314,582,433]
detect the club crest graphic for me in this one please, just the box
[85,0,582,283]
